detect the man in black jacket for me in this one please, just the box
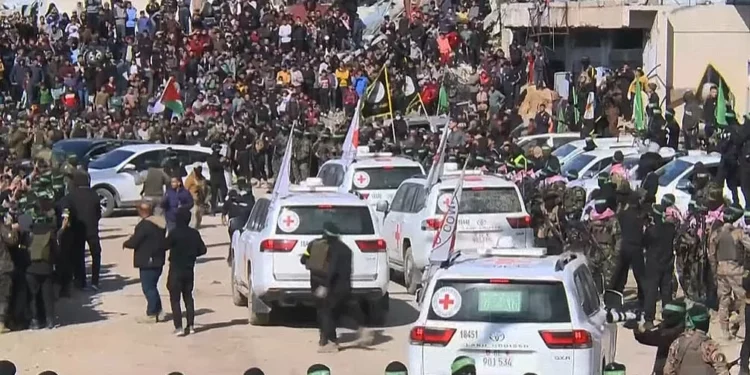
[164,208,206,336]
[633,299,686,375]
[609,194,645,305]
[222,177,255,260]
[643,204,677,328]
[301,222,371,353]
[123,201,167,323]
[61,182,102,291]
[207,145,228,214]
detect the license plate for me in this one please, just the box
[369,193,382,200]
[472,233,498,245]
[480,354,513,368]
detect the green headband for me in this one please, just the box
[603,371,625,375]
[662,196,675,207]
[594,199,608,205]
[385,372,408,375]
[308,371,331,375]
[664,304,686,313]
[451,358,476,374]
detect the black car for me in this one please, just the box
[52,138,147,167]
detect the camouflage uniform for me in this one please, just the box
[663,330,729,375]
[0,208,18,332]
[586,215,620,290]
[709,222,750,338]
[292,131,312,183]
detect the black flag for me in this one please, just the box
[361,66,393,118]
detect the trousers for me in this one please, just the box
[643,265,673,322]
[0,272,11,322]
[209,179,228,214]
[73,232,102,288]
[717,261,745,330]
[167,267,195,329]
[316,291,364,345]
[139,267,163,316]
[26,273,54,324]
[609,248,646,304]
[739,304,750,371]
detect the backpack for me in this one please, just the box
[563,186,587,215]
[305,239,330,274]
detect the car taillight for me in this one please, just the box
[539,330,592,349]
[356,239,386,252]
[507,215,532,229]
[409,326,456,346]
[260,239,298,252]
[421,218,442,231]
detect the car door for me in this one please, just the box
[119,150,166,204]
[573,265,610,370]
[238,199,270,287]
[383,184,413,266]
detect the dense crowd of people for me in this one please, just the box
[0,0,748,371]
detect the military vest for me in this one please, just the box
[716,228,740,262]
[589,218,615,247]
[674,332,718,375]
[28,210,56,263]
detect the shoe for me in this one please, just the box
[46,320,56,329]
[89,284,100,292]
[156,311,167,323]
[0,322,9,334]
[317,342,339,353]
[135,316,157,324]
[173,328,186,337]
[354,327,374,347]
[29,319,41,330]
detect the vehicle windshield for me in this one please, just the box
[428,279,571,323]
[276,206,375,235]
[52,141,94,164]
[436,187,522,214]
[351,166,423,190]
[656,159,692,187]
[561,153,595,176]
[551,143,576,159]
[88,150,135,170]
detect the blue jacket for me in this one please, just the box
[162,187,194,223]
[354,76,369,98]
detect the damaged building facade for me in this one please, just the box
[496,0,750,119]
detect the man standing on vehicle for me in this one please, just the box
[643,204,677,330]
[301,222,371,353]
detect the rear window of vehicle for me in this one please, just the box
[552,143,576,159]
[436,187,522,214]
[428,279,571,323]
[656,159,692,187]
[351,166,424,190]
[561,153,595,176]
[276,206,375,235]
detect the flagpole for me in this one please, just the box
[383,65,397,141]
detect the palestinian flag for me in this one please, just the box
[151,77,185,116]
[361,66,393,118]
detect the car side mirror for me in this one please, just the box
[121,163,136,172]
[415,287,423,304]
[376,200,389,213]
[676,179,692,192]
[603,289,624,310]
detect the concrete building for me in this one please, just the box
[497,0,750,119]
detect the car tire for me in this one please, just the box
[404,247,420,295]
[247,270,271,326]
[365,293,389,326]
[96,188,115,218]
[231,256,247,307]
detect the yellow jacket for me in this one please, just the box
[185,171,207,203]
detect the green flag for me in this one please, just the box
[437,84,449,115]
[716,80,728,127]
[633,81,645,131]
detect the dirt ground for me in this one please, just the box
[0,210,743,375]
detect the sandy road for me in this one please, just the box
[0,213,743,375]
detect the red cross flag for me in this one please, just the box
[341,100,362,170]
[425,124,451,190]
[428,157,468,264]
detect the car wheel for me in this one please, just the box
[365,293,389,326]
[96,188,115,218]
[247,269,270,326]
[404,247,420,295]
[231,255,247,307]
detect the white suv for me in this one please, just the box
[230,179,390,325]
[409,248,620,375]
[377,166,533,294]
[317,151,425,206]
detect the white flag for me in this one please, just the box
[425,124,451,190]
[340,100,361,169]
[272,124,295,201]
[428,157,468,263]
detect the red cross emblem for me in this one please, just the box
[282,215,296,227]
[395,223,402,243]
[356,173,368,185]
[438,293,455,310]
[443,196,453,209]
